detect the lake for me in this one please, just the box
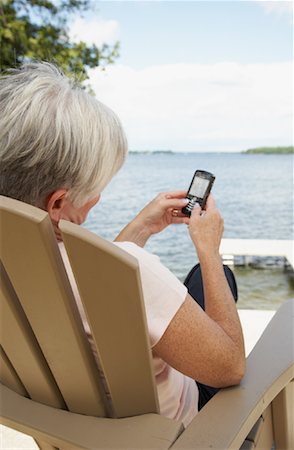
[83,152,293,310]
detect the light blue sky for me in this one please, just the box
[94,0,293,67]
[71,1,293,152]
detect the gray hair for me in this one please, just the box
[0,62,128,208]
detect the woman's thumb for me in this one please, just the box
[190,202,201,217]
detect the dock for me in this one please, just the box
[220,239,293,269]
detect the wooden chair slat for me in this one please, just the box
[0,346,27,397]
[272,380,294,449]
[60,220,159,418]
[0,351,61,450]
[0,265,64,407]
[0,196,106,416]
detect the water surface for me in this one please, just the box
[84,152,293,309]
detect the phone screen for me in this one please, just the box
[189,176,210,198]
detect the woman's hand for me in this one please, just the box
[135,190,190,234]
[115,190,190,247]
[188,195,224,257]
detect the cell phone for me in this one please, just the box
[182,170,215,217]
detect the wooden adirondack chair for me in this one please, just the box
[0,195,293,450]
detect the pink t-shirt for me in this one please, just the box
[59,241,198,427]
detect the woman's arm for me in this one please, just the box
[114,191,189,247]
[153,197,246,388]
[153,293,245,387]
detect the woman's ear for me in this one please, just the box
[45,189,69,222]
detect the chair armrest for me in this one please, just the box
[171,299,294,449]
[0,385,183,450]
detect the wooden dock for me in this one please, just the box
[220,239,293,269]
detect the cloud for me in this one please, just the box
[88,61,293,152]
[69,17,120,47]
[257,0,293,18]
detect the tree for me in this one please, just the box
[0,0,119,81]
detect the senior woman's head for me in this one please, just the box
[0,61,128,225]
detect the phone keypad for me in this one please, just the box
[187,197,199,210]
[182,196,202,216]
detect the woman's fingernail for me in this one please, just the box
[182,198,189,204]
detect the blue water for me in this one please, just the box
[84,152,293,309]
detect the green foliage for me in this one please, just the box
[244,147,294,154]
[0,0,119,81]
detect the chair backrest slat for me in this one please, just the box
[0,196,106,416]
[0,346,27,397]
[0,265,64,407]
[60,220,159,418]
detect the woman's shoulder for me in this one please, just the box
[113,240,187,302]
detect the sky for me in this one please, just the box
[69,1,293,152]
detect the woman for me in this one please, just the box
[0,62,245,427]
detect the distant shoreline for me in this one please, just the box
[129,147,293,155]
[243,147,293,154]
